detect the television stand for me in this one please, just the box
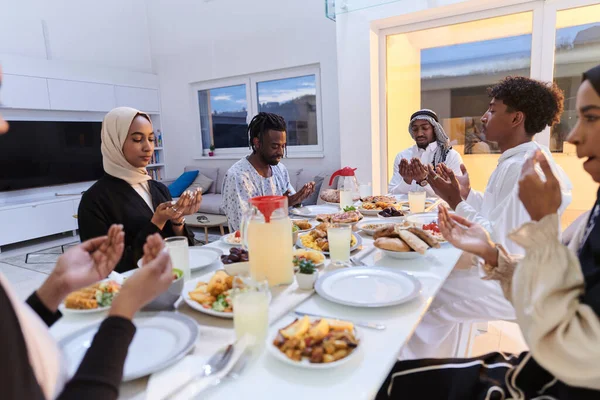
[0,195,82,253]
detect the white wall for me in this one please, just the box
[334,0,527,193]
[145,0,341,177]
[0,0,159,204]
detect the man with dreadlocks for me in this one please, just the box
[388,109,464,196]
[221,112,315,231]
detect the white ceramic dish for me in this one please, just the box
[315,267,421,307]
[296,232,362,255]
[60,312,198,381]
[293,248,326,268]
[268,321,360,369]
[137,247,221,271]
[355,220,394,236]
[58,304,111,315]
[290,205,340,218]
[356,207,381,216]
[378,248,424,260]
[220,232,243,247]
[223,261,250,276]
[182,275,272,319]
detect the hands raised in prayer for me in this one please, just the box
[286,181,316,206]
[426,164,463,209]
[438,205,498,267]
[519,150,562,222]
[36,224,125,312]
[110,233,173,320]
[399,158,428,184]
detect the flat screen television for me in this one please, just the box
[0,121,104,192]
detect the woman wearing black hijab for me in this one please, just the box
[377,66,600,399]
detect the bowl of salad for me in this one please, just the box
[142,268,184,311]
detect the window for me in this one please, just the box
[551,4,600,153]
[386,12,533,189]
[198,84,248,149]
[257,75,318,146]
[192,66,323,157]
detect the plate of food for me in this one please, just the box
[360,195,397,204]
[268,316,360,369]
[372,224,441,259]
[315,209,364,225]
[293,248,326,268]
[292,219,319,242]
[183,270,271,318]
[359,202,403,216]
[406,214,446,243]
[320,189,360,205]
[296,223,361,255]
[355,220,394,236]
[59,280,121,314]
[291,204,340,218]
[377,207,406,219]
[220,231,243,247]
[221,248,250,276]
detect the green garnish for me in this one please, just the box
[343,205,356,212]
[295,258,316,274]
[95,291,115,307]
[212,294,229,312]
[292,224,300,233]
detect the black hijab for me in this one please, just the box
[577,64,600,314]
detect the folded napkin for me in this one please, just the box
[146,334,252,400]
[267,280,314,324]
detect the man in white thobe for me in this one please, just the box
[401,76,573,359]
[388,109,464,197]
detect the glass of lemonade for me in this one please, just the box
[327,223,352,266]
[408,190,426,214]
[339,189,353,209]
[164,237,190,281]
[232,276,269,350]
[359,182,372,198]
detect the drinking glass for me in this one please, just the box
[339,189,353,209]
[232,276,270,350]
[359,182,372,198]
[327,223,352,266]
[164,237,190,281]
[408,190,426,214]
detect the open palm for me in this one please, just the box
[55,224,125,293]
[438,206,492,258]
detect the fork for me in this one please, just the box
[182,350,250,399]
[163,344,234,400]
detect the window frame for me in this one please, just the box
[190,64,324,159]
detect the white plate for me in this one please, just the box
[293,249,326,268]
[355,220,394,236]
[378,248,424,260]
[220,232,243,247]
[183,276,234,319]
[315,267,421,307]
[59,312,198,381]
[137,247,221,271]
[267,322,360,369]
[290,205,340,218]
[182,275,272,319]
[357,207,381,216]
[296,232,362,255]
[58,304,111,315]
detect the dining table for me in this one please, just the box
[50,217,463,399]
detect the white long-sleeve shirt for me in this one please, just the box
[456,141,573,255]
[388,143,464,196]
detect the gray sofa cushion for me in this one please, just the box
[198,193,223,215]
[287,168,303,191]
[188,173,214,194]
[215,168,227,194]
[184,166,219,194]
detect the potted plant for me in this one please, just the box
[208,144,215,157]
[294,258,317,290]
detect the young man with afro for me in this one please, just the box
[398,76,574,360]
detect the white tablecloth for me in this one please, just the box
[50,218,462,399]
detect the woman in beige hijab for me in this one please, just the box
[78,107,202,272]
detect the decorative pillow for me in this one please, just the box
[302,176,324,206]
[168,170,199,197]
[188,173,214,194]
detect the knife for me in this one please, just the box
[294,311,386,331]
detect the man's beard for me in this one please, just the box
[259,151,281,166]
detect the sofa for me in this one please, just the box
[163,165,339,216]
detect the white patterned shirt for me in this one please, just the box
[221,157,294,231]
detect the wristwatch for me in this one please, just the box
[418,179,428,187]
